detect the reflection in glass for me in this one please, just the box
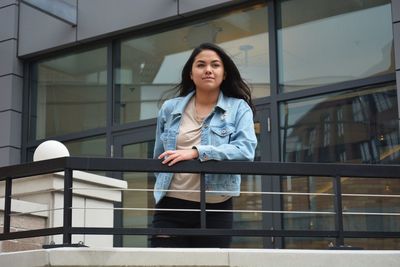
[64,136,106,157]
[281,175,335,249]
[30,47,108,140]
[345,238,400,250]
[64,136,107,176]
[280,83,400,248]
[115,4,269,124]
[284,237,335,249]
[280,84,399,164]
[341,176,400,248]
[277,0,394,92]
[121,141,155,247]
[232,122,263,248]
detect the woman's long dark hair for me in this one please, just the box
[174,43,255,113]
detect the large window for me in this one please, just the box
[114,4,269,124]
[277,0,394,92]
[280,84,399,164]
[280,84,400,249]
[29,47,108,140]
[64,136,107,157]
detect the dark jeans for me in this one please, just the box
[150,196,233,248]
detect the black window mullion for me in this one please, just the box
[276,73,396,103]
[267,0,284,249]
[21,62,32,163]
[106,42,115,158]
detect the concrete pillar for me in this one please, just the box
[0,0,23,167]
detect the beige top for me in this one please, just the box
[166,96,230,203]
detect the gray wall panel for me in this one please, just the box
[0,4,17,40]
[0,146,20,167]
[18,3,77,57]
[0,40,23,76]
[178,0,232,14]
[393,0,400,22]
[395,22,400,71]
[0,110,21,147]
[0,75,23,112]
[77,0,178,41]
[0,0,17,7]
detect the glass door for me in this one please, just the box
[230,107,274,248]
[113,107,273,248]
[113,126,156,247]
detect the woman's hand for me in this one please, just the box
[158,149,199,166]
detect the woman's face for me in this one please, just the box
[190,49,225,93]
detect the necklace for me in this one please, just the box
[193,98,205,123]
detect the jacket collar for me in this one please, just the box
[171,90,229,116]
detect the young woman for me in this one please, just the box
[151,43,257,248]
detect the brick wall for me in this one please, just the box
[0,213,46,252]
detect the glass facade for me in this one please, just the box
[24,0,398,249]
[121,141,154,247]
[280,83,400,248]
[64,136,107,157]
[30,47,108,140]
[280,84,399,164]
[277,0,394,92]
[281,174,336,249]
[115,4,269,124]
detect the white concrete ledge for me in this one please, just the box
[0,248,400,267]
[0,198,48,217]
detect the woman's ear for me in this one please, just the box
[190,72,193,80]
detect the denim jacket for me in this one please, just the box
[153,90,257,204]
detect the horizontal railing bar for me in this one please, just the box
[0,157,67,180]
[3,227,398,241]
[8,208,64,217]
[72,187,335,196]
[342,193,400,198]
[70,227,400,238]
[22,188,400,199]
[0,227,64,241]
[343,231,400,238]
[2,156,400,180]
[64,157,400,178]
[70,207,336,215]
[343,212,400,216]
[71,227,339,238]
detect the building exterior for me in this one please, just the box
[1,0,399,249]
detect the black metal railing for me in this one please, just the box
[1,157,400,248]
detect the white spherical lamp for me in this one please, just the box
[33,140,70,162]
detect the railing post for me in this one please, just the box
[63,168,73,245]
[3,177,12,233]
[200,173,206,229]
[333,175,345,247]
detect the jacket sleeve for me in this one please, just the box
[194,101,257,162]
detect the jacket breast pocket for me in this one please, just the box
[210,125,235,146]
[160,130,177,150]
